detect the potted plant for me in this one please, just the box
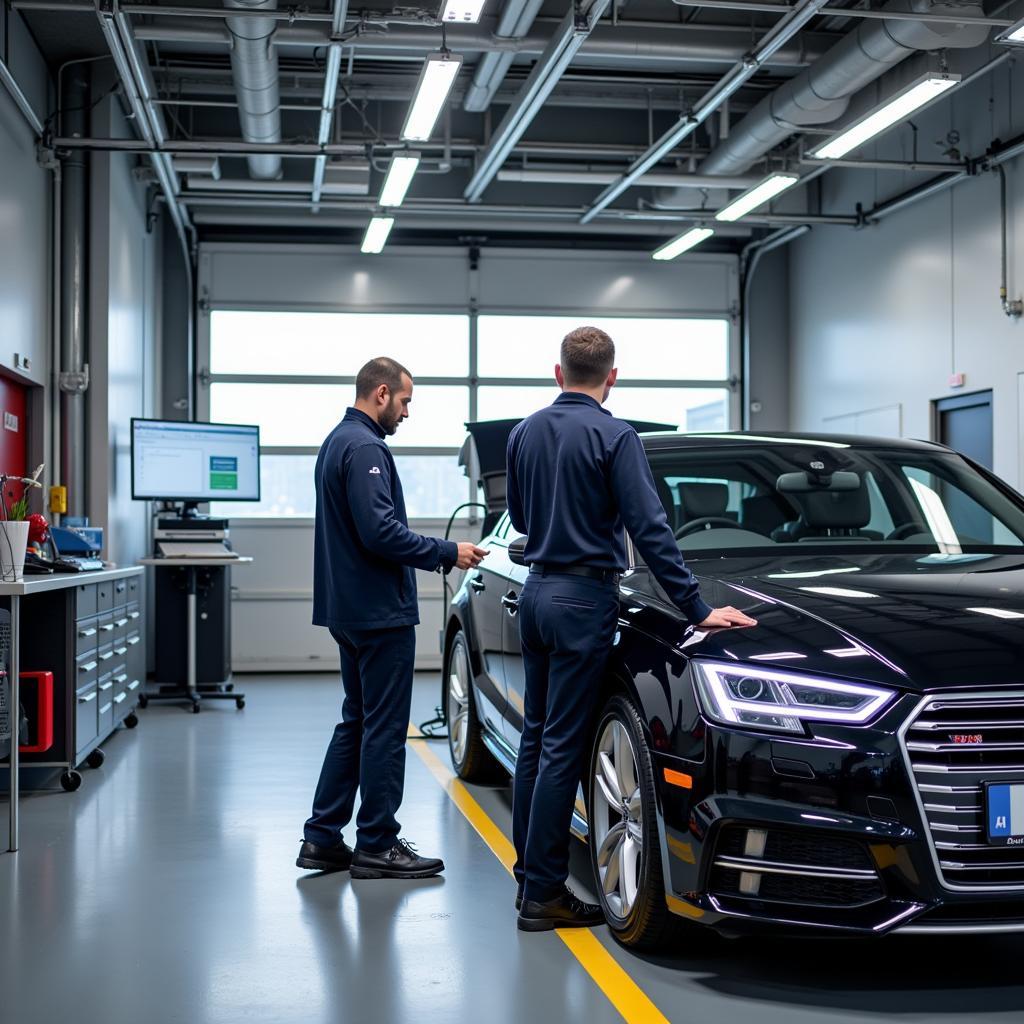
[0,465,44,581]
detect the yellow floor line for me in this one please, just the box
[408,727,671,1024]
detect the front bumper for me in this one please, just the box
[654,691,1024,936]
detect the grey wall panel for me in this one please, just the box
[200,243,739,317]
[476,250,737,315]
[746,246,789,431]
[202,244,472,311]
[0,15,49,388]
[787,55,1024,486]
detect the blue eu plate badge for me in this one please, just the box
[986,783,1024,845]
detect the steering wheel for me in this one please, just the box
[887,522,925,541]
[675,516,738,539]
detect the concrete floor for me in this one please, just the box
[2,673,1024,1024]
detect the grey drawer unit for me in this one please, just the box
[76,582,97,619]
[75,682,99,752]
[76,618,99,658]
[15,567,146,793]
[97,674,115,738]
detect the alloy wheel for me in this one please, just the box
[592,718,643,919]
[447,640,471,767]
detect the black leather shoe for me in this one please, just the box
[515,887,523,911]
[517,886,605,931]
[349,838,444,879]
[296,838,353,872]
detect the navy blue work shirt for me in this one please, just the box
[505,392,713,625]
[313,407,459,631]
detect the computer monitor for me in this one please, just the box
[131,418,261,512]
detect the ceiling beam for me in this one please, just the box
[464,0,613,202]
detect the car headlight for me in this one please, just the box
[692,661,896,735]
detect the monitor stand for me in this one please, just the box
[179,502,204,520]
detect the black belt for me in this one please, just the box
[530,563,620,585]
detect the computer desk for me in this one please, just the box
[137,556,252,712]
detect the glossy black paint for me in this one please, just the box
[444,432,1024,937]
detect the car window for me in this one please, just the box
[643,445,1024,558]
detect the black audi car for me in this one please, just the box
[442,427,1024,948]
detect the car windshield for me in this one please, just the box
[643,443,1024,558]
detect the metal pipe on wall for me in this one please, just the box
[59,68,90,519]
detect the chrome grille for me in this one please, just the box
[902,693,1024,890]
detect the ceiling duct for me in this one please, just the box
[463,0,546,111]
[694,0,989,179]
[224,0,283,180]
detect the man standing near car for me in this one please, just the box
[298,356,488,879]
[506,327,756,930]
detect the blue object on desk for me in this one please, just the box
[51,525,103,556]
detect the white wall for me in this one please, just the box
[786,55,1024,485]
[198,243,741,671]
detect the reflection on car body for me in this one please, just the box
[444,430,1024,947]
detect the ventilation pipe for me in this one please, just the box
[690,0,988,181]
[224,0,283,180]
[464,0,546,111]
[59,67,89,518]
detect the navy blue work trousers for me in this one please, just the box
[304,624,417,853]
[512,573,619,903]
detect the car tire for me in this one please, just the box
[445,630,500,782]
[588,693,678,950]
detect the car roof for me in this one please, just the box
[638,430,949,454]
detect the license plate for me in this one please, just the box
[986,783,1024,845]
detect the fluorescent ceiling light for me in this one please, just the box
[810,73,960,160]
[401,52,463,142]
[995,17,1024,44]
[361,216,395,255]
[652,227,714,261]
[715,173,799,222]
[441,0,486,21]
[379,153,421,208]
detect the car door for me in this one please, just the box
[464,516,513,737]
[499,538,530,751]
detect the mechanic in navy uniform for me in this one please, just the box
[507,327,757,930]
[298,357,488,879]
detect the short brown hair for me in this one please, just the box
[355,356,412,399]
[560,326,615,387]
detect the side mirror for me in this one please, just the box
[508,536,528,567]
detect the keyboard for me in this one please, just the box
[54,556,105,573]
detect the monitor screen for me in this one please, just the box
[131,419,261,502]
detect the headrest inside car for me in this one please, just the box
[679,482,729,520]
[795,485,872,530]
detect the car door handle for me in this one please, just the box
[469,576,486,593]
[501,592,519,615]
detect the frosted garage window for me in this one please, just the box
[605,387,729,432]
[210,382,470,447]
[210,311,469,377]
[210,454,469,518]
[476,385,560,421]
[477,316,729,380]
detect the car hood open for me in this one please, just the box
[627,551,1024,694]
